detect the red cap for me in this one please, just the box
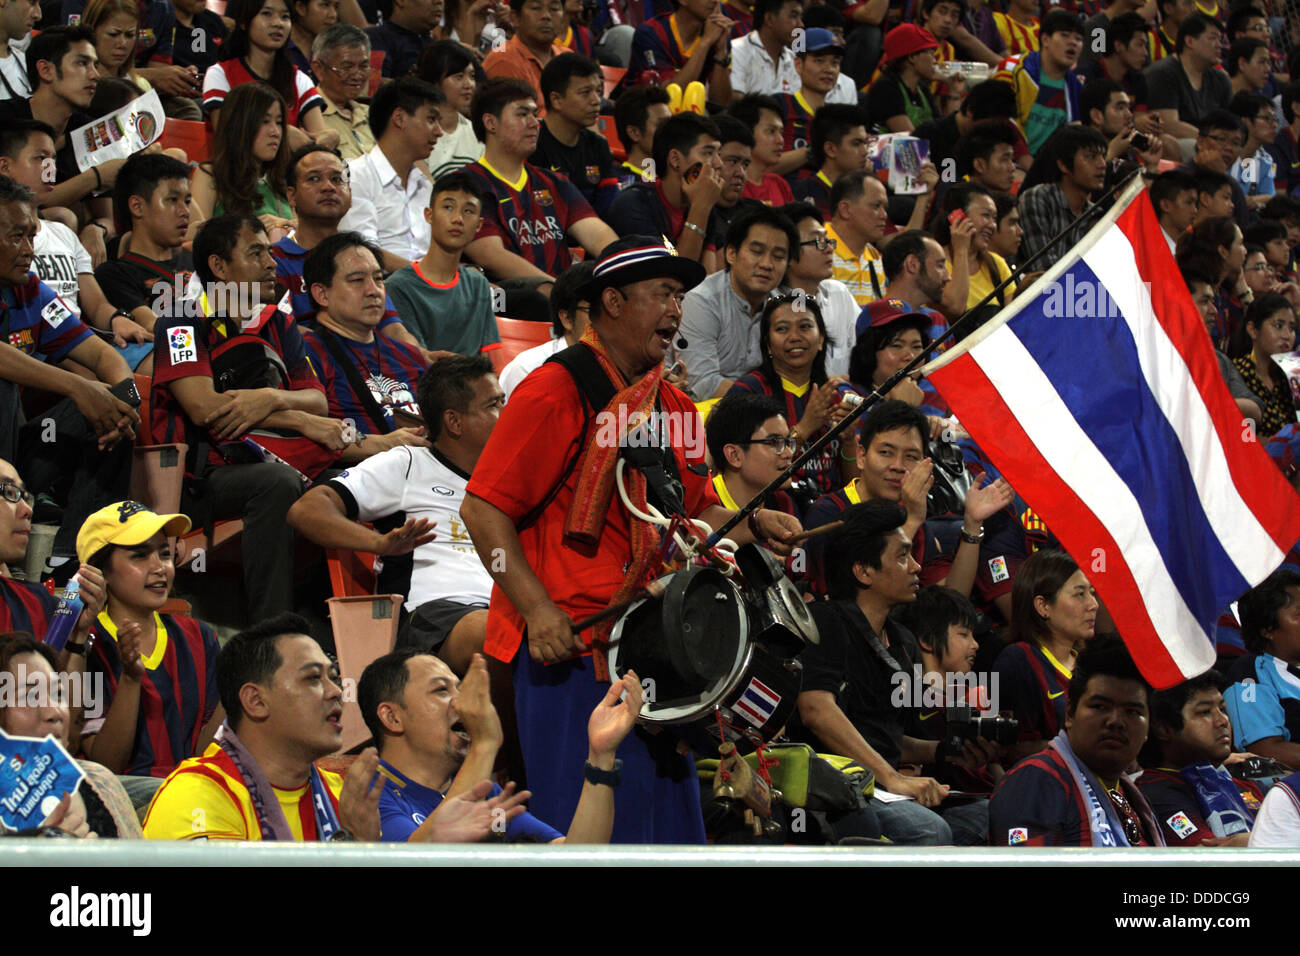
[856,297,931,339]
[883,24,939,63]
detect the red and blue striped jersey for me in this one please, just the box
[461,159,597,277]
[993,640,1070,743]
[0,577,56,639]
[990,745,1161,846]
[630,13,719,85]
[301,327,428,436]
[776,92,814,157]
[85,612,221,778]
[2,276,92,363]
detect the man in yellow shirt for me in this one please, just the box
[143,613,521,841]
[825,171,888,306]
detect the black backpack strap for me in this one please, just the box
[516,343,614,531]
[313,325,391,434]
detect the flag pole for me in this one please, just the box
[705,165,1149,548]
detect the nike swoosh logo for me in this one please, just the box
[918,711,937,720]
[1048,691,1064,700]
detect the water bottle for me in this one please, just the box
[44,576,84,652]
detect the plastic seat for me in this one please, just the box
[369,51,386,96]
[493,316,554,372]
[328,594,403,753]
[159,119,212,165]
[600,64,627,98]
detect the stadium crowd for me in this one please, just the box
[0,0,1297,848]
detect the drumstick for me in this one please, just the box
[570,590,648,634]
[786,520,843,545]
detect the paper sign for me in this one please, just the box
[70,88,165,173]
[870,134,931,196]
[0,728,85,832]
[1273,351,1300,412]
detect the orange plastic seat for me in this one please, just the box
[159,119,212,165]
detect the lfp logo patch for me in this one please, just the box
[1008,827,1028,845]
[169,326,197,365]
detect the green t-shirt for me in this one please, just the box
[384,263,499,355]
[213,177,291,220]
[1026,73,1068,156]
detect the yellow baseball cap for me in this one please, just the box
[76,501,192,564]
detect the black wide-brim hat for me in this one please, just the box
[580,235,708,302]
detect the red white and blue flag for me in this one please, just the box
[925,178,1300,689]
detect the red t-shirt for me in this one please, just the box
[466,361,720,662]
[742,173,795,206]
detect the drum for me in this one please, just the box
[608,556,810,755]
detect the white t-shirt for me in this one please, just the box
[328,445,492,610]
[1248,779,1300,848]
[33,221,92,315]
[0,48,29,100]
[818,278,860,379]
[500,336,565,398]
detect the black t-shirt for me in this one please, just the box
[915,112,960,169]
[710,196,762,248]
[95,249,195,314]
[864,74,934,132]
[171,10,230,73]
[605,181,721,249]
[791,599,919,768]
[0,101,91,184]
[532,123,617,214]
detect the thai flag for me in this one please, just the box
[925,178,1300,689]
[733,678,782,728]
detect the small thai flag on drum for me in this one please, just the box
[733,678,782,728]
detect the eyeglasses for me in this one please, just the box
[1245,262,1272,272]
[1205,133,1246,149]
[741,435,799,452]
[326,61,370,78]
[0,481,34,507]
[1256,114,1280,124]
[801,236,833,251]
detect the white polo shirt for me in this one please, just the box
[339,145,434,261]
[730,31,799,97]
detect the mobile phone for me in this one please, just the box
[948,209,967,227]
[684,162,703,185]
[108,376,141,408]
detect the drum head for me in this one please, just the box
[661,566,744,684]
[609,569,749,723]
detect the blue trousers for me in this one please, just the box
[514,651,706,845]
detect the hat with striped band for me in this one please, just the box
[580,235,707,303]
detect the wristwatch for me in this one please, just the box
[583,759,622,787]
[959,525,984,545]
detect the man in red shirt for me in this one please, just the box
[461,236,802,843]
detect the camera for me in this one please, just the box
[941,706,1019,754]
[1131,132,1152,152]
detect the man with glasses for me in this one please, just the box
[311,24,376,163]
[607,112,725,270]
[1228,91,1280,211]
[461,235,802,844]
[0,174,139,578]
[499,261,594,398]
[1175,109,1250,226]
[704,392,798,517]
[0,458,105,647]
[678,205,800,399]
[779,201,857,378]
